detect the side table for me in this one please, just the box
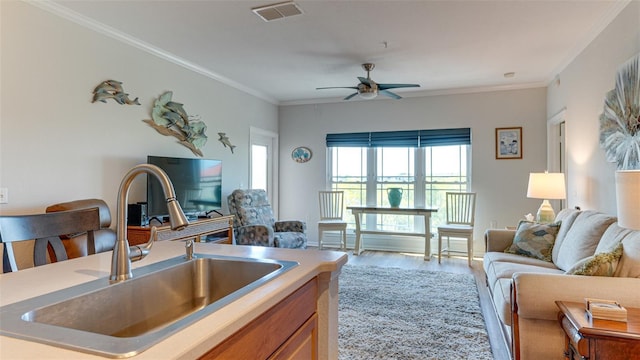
[556,301,640,360]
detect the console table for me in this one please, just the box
[346,206,437,260]
[127,215,234,245]
[556,301,640,360]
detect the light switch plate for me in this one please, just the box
[0,188,8,204]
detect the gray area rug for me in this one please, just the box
[338,265,494,360]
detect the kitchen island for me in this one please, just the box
[0,240,347,359]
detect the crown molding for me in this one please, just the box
[27,0,278,105]
[546,0,632,84]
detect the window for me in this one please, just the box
[424,145,469,229]
[327,128,471,234]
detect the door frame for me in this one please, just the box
[249,126,279,215]
[547,107,567,209]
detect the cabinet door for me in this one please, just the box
[269,314,318,360]
[199,278,317,359]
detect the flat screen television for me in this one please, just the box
[147,155,222,220]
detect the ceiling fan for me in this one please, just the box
[317,63,420,100]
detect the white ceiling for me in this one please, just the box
[42,0,628,105]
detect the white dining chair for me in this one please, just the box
[437,192,477,266]
[318,191,347,251]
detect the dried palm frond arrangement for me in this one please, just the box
[599,53,640,170]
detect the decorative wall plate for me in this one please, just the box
[292,146,312,163]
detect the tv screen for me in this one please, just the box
[147,156,222,219]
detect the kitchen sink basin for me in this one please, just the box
[0,254,297,358]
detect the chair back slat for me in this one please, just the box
[445,192,476,226]
[319,191,344,221]
[0,207,101,273]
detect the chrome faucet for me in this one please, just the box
[110,164,189,283]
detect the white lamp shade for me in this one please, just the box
[615,170,640,230]
[527,172,567,200]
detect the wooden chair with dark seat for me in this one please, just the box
[0,207,102,273]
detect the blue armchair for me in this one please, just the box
[227,189,307,249]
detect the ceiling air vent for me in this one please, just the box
[252,1,303,22]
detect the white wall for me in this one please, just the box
[0,2,277,216]
[279,88,548,254]
[547,1,640,215]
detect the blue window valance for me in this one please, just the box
[326,128,471,148]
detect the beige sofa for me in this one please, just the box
[483,208,640,360]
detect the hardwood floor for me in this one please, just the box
[337,249,511,360]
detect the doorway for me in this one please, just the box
[249,127,279,214]
[548,108,567,209]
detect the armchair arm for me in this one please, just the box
[234,224,275,247]
[275,220,306,233]
[484,229,516,252]
[513,273,640,322]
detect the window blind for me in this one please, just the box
[326,128,470,147]
[324,132,370,147]
[419,128,471,147]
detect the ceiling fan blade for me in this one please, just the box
[316,86,359,90]
[357,77,372,86]
[378,83,420,90]
[380,90,402,99]
[344,92,359,100]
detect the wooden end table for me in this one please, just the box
[556,301,640,360]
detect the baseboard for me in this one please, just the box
[316,233,487,257]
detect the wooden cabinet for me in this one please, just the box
[269,314,317,360]
[557,301,640,360]
[127,215,234,246]
[199,278,318,360]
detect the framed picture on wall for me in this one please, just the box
[495,127,522,159]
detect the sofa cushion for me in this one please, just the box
[485,260,563,292]
[615,230,640,278]
[596,222,632,253]
[484,252,561,268]
[483,252,558,279]
[491,278,514,326]
[505,221,561,262]
[551,208,581,257]
[552,211,616,271]
[565,243,623,276]
[237,205,275,227]
[273,232,307,249]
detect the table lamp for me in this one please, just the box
[527,172,566,223]
[615,170,640,230]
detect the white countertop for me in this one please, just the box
[0,241,347,359]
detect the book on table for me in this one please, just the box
[585,298,628,322]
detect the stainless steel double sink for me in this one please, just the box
[0,254,298,358]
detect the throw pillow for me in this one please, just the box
[505,221,561,262]
[565,243,624,276]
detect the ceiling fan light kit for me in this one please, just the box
[317,63,420,101]
[358,88,378,100]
